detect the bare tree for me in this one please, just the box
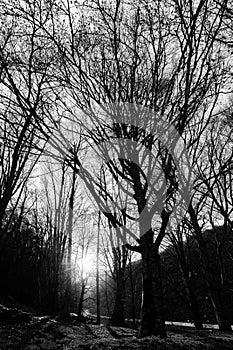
[0,116,42,248]
[187,115,233,331]
[33,0,229,337]
[0,0,60,248]
[96,211,101,325]
[167,222,205,330]
[5,0,230,337]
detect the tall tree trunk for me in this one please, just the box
[139,229,166,338]
[208,289,233,332]
[129,254,136,328]
[188,203,232,332]
[206,285,232,331]
[105,271,111,318]
[66,163,76,313]
[188,286,203,330]
[110,246,127,327]
[77,280,86,318]
[110,273,125,326]
[216,290,232,332]
[96,211,101,325]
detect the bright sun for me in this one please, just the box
[81,254,95,277]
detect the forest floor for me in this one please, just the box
[0,303,233,350]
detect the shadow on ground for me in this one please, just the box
[0,304,233,350]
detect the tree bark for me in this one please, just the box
[77,280,86,319]
[110,273,125,327]
[96,211,101,325]
[188,287,203,330]
[216,290,232,332]
[110,246,127,327]
[129,254,137,328]
[66,162,76,313]
[188,203,232,332]
[139,229,166,338]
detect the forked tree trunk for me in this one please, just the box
[139,229,166,338]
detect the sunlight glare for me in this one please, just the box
[81,254,95,278]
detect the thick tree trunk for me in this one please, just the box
[110,245,127,327]
[110,273,125,326]
[208,292,232,332]
[188,288,203,330]
[188,204,232,332]
[139,230,166,338]
[217,292,232,332]
[181,274,204,330]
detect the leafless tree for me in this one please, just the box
[0,0,61,248]
[167,221,205,330]
[187,115,233,331]
[50,0,228,337]
[3,0,230,337]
